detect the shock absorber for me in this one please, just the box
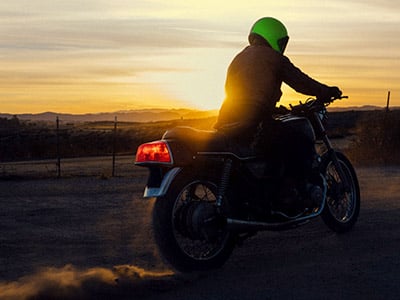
[216,158,233,209]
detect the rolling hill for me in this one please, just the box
[0,109,219,123]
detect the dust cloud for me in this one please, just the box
[0,264,176,300]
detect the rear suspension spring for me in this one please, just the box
[216,158,233,208]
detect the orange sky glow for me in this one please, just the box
[0,0,399,114]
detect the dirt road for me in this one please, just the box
[0,166,399,299]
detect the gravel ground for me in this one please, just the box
[0,165,399,299]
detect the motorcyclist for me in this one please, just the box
[214,17,342,210]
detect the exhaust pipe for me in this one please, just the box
[226,217,310,232]
[225,207,323,232]
[226,176,327,232]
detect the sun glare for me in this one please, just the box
[0,1,399,114]
[134,47,237,111]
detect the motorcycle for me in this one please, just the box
[134,95,360,272]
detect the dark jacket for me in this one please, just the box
[214,43,330,131]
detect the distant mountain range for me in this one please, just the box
[0,105,396,123]
[328,105,394,112]
[0,109,219,123]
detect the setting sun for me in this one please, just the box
[0,1,399,114]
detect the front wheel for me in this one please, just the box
[152,170,236,272]
[321,152,360,233]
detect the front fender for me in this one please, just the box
[143,167,182,198]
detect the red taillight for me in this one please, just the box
[135,141,172,164]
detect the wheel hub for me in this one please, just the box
[175,201,223,241]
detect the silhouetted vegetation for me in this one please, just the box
[346,110,400,165]
[0,116,216,162]
[1,111,399,165]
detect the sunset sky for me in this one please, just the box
[1,0,399,113]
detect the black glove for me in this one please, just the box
[329,86,342,99]
[320,86,342,102]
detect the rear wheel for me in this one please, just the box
[321,152,360,233]
[152,170,236,272]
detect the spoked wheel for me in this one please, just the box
[321,152,360,233]
[152,171,236,272]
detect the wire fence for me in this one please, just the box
[1,108,399,180]
[0,155,139,179]
[0,115,154,179]
[0,115,217,180]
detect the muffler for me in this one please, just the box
[226,217,310,232]
[226,175,327,232]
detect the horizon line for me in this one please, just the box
[1,104,398,116]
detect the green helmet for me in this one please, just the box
[249,17,289,53]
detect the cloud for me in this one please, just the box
[350,0,400,10]
[0,0,399,113]
[0,9,239,56]
[0,264,176,300]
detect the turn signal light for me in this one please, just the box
[135,141,172,164]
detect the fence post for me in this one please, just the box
[386,90,391,113]
[56,116,61,178]
[112,116,117,177]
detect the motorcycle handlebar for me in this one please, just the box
[317,95,348,104]
[288,95,348,114]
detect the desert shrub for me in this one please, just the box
[326,110,360,138]
[0,117,217,161]
[346,110,400,165]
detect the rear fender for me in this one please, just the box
[166,139,195,166]
[136,139,197,198]
[144,167,182,198]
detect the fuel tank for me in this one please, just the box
[275,115,316,143]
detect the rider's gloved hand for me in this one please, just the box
[320,86,342,102]
[328,86,342,99]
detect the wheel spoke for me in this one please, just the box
[326,160,356,223]
[172,181,229,261]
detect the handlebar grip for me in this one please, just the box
[325,95,348,103]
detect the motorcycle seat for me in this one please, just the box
[163,126,227,152]
[162,126,255,158]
